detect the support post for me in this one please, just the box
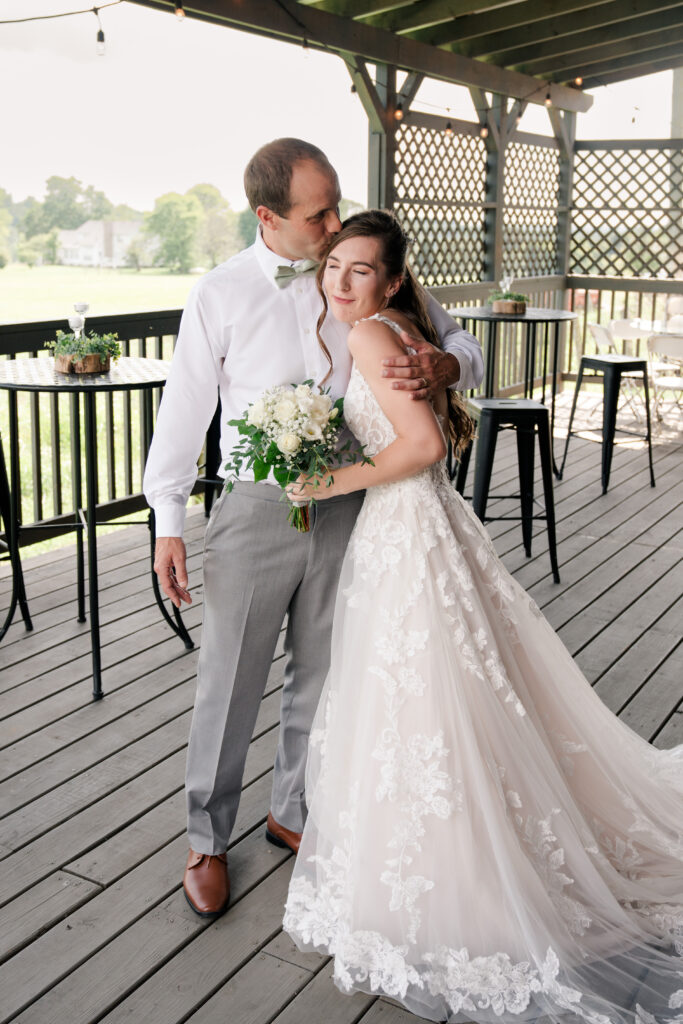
[343,55,401,210]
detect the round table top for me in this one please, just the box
[0,355,171,393]
[453,306,577,323]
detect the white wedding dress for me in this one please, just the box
[283,316,683,1024]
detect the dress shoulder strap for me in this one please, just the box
[358,313,404,338]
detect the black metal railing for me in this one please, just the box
[0,311,182,546]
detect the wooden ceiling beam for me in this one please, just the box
[542,40,683,82]
[582,55,683,87]
[461,0,680,60]
[408,0,597,47]
[517,24,683,76]
[304,0,412,17]
[360,0,515,33]
[127,0,593,111]
[495,7,683,67]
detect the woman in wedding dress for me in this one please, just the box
[282,210,683,1024]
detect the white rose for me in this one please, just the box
[296,394,314,414]
[274,397,297,423]
[247,399,266,427]
[295,384,313,399]
[311,394,332,420]
[277,432,301,456]
[301,418,323,441]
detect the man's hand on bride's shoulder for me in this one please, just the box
[382,334,461,400]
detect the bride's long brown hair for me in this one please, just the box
[316,209,474,455]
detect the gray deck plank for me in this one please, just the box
[0,392,679,1024]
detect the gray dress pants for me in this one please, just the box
[186,481,364,854]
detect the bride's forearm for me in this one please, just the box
[324,434,446,497]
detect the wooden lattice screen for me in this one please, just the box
[393,122,563,286]
[394,124,487,286]
[571,142,683,278]
[502,142,561,279]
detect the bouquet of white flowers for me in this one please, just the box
[224,380,372,531]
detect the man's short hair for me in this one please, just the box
[244,138,334,217]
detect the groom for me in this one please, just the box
[144,138,483,918]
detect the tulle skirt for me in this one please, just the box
[283,464,683,1023]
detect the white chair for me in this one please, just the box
[589,323,643,420]
[647,334,683,420]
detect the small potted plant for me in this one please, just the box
[47,329,122,374]
[489,277,528,315]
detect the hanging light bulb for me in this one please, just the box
[480,125,488,139]
[394,103,404,121]
[544,91,552,107]
[302,37,310,58]
[444,120,454,136]
[93,8,105,55]
[174,2,185,19]
[574,76,583,86]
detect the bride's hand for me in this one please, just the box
[286,473,334,502]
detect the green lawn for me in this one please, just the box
[0,263,199,325]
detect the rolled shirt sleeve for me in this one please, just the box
[426,293,484,391]
[143,283,225,538]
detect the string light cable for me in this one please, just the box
[0,1,122,25]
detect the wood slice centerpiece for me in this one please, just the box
[55,353,111,374]
[492,299,526,315]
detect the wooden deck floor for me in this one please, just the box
[0,394,682,1024]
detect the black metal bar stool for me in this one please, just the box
[558,354,655,494]
[456,398,560,584]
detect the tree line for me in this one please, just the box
[0,176,259,273]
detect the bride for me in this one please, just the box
[282,210,683,1024]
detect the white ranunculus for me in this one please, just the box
[247,398,266,427]
[301,419,323,441]
[277,432,301,456]
[274,397,297,423]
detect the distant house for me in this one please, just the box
[57,220,143,268]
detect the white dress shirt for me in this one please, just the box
[143,230,484,537]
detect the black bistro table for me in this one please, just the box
[0,355,177,700]
[453,306,577,475]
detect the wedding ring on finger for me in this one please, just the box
[419,376,428,389]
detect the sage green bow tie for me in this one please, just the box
[273,260,319,288]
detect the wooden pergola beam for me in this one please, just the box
[520,25,683,77]
[127,0,593,111]
[409,0,600,47]
[303,0,413,17]
[582,56,683,87]
[360,0,510,33]
[504,8,683,71]
[556,46,683,83]
[463,0,680,61]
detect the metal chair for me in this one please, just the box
[0,432,33,641]
[647,334,683,420]
[455,398,560,583]
[559,352,655,494]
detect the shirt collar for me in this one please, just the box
[254,227,315,289]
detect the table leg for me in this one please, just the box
[485,321,497,398]
[541,322,549,405]
[526,323,538,399]
[0,396,33,641]
[84,392,103,700]
[550,323,561,477]
[70,393,86,623]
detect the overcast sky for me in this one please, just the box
[0,0,675,212]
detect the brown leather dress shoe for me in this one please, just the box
[183,849,230,917]
[265,811,302,854]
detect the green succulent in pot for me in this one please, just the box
[46,330,122,375]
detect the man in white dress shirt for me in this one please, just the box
[144,138,483,917]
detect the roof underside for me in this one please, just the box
[301,0,683,89]
[129,1,683,111]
